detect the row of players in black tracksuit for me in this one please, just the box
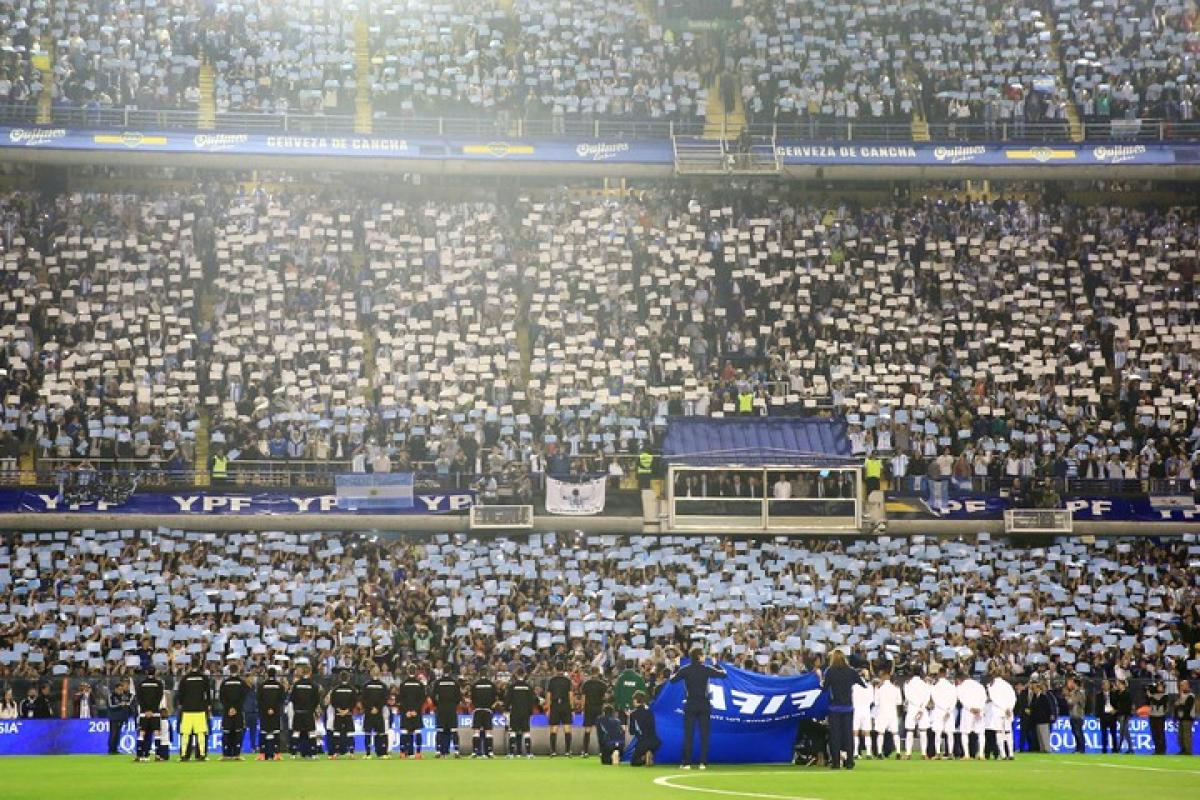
[131,661,660,764]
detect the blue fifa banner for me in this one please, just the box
[649,663,827,764]
[335,473,414,511]
[0,713,584,756]
[0,488,473,515]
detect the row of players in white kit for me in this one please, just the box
[851,672,1017,760]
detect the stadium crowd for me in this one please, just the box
[5,182,1200,497]
[0,530,1195,739]
[3,0,1196,130]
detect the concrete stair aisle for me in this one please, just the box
[1047,24,1085,142]
[911,114,930,142]
[33,37,53,125]
[702,73,746,140]
[198,58,216,130]
[193,411,211,488]
[354,17,373,134]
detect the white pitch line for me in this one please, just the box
[1061,760,1200,776]
[652,771,824,800]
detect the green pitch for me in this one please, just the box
[0,754,1195,800]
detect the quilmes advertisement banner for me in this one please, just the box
[0,489,474,515]
[1,127,1195,169]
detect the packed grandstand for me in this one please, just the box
[0,0,1197,787]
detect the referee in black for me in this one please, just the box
[361,667,390,759]
[398,666,427,758]
[290,664,320,759]
[134,670,165,762]
[506,668,535,758]
[670,648,728,770]
[581,667,609,757]
[256,667,285,761]
[470,671,498,758]
[328,672,358,758]
[432,670,462,758]
[823,649,865,770]
[219,661,249,760]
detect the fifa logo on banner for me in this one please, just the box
[708,687,823,717]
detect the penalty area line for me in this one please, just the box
[1060,760,1200,776]
[653,771,824,800]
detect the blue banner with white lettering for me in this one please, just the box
[0,713,584,756]
[649,663,826,764]
[0,489,473,515]
[887,492,1200,522]
[1,126,1196,169]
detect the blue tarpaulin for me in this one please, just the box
[662,417,856,466]
[647,662,828,764]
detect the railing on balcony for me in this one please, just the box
[4,103,1200,142]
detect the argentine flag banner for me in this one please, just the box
[650,662,828,764]
[335,473,415,511]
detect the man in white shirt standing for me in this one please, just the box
[873,670,903,759]
[852,671,875,758]
[985,672,1017,761]
[902,670,932,759]
[956,673,988,760]
[772,474,793,499]
[930,671,958,759]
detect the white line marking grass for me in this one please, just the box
[653,770,824,800]
[1060,760,1200,775]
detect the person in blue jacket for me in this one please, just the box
[629,692,660,766]
[596,704,625,765]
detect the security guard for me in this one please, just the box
[431,671,462,758]
[134,670,165,762]
[397,666,428,758]
[505,668,535,758]
[864,452,883,494]
[328,672,358,758]
[470,672,498,758]
[361,667,390,759]
[290,664,320,759]
[737,386,755,415]
[177,662,212,761]
[256,667,285,761]
[637,445,655,490]
[211,449,229,483]
[219,661,250,760]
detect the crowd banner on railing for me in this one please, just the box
[335,473,414,511]
[544,475,607,516]
[2,127,1196,168]
[0,489,474,515]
